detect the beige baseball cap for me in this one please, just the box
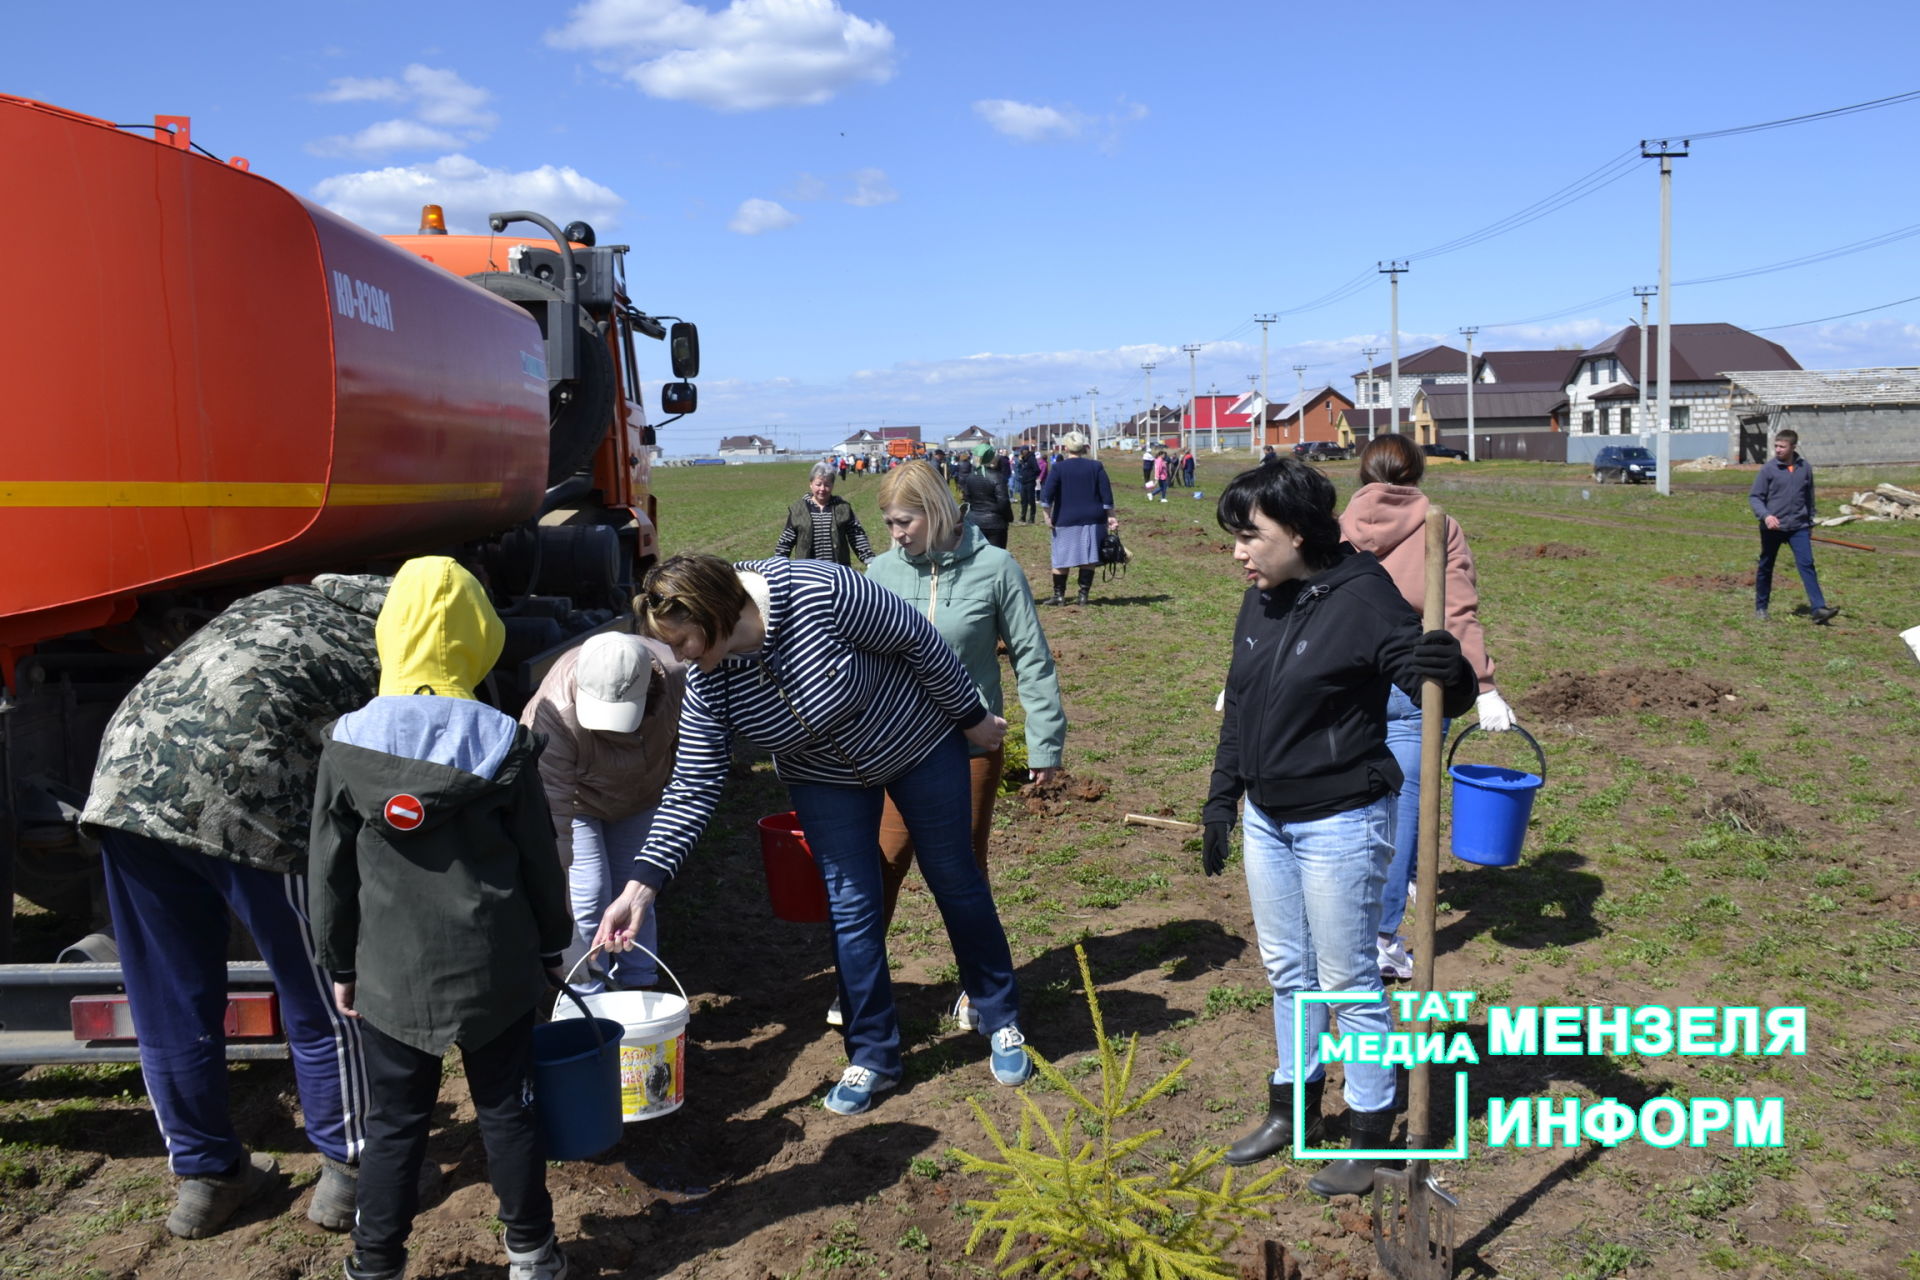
[574,634,653,733]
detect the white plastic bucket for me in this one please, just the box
[556,945,689,1122]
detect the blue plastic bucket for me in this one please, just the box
[532,985,625,1161]
[1446,725,1546,868]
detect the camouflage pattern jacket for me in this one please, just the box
[79,575,389,873]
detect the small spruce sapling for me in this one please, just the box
[952,945,1284,1279]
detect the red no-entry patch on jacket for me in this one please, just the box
[383,794,426,831]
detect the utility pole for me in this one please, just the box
[1141,362,1156,448]
[1087,386,1100,450]
[1460,326,1478,460]
[1208,381,1220,452]
[1182,344,1202,453]
[1255,313,1276,456]
[1642,140,1686,496]
[1361,345,1379,443]
[1379,262,1408,440]
[1632,286,1657,444]
[1289,363,1307,444]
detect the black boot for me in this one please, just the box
[1076,569,1094,607]
[1041,571,1068,606]
[1307,1107,1399,1197]
[1075,588,1091,606]
[1224,1079,1323,1166]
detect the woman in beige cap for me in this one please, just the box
[520,631,685,990]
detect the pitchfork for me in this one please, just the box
[1372,507,1460,1280]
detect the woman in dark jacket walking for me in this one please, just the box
[1037,432,1116,606]
[958,443,1014,548]
[1203,460,1475,1196]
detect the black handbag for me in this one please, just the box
[1098,528,1129,579]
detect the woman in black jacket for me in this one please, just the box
[1203,460,1476,1195]
[958,443,1014,549]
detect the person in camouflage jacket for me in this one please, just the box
[79,573,388,1240]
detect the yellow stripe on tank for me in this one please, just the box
[0,480,504,508]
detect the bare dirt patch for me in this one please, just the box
[1694,788,1799,839]
[1506,542,1592,560]
[1519,666,1751,719]
[1017,771,1109,817]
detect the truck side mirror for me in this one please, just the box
[662,381,697,416]
[670,322,700,380]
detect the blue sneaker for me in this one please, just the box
[823,1065,898,1115]
[990,1025,1033,1086]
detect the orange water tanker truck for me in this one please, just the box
[0,96,700,1051]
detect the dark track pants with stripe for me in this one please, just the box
[352,1011,551,1273]
[99,829,366,1177]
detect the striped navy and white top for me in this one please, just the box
[629,558,987,888]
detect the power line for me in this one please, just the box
[1675,219,1920,286]
[1398,149,1646,263]
[1664,87,1920,142]
[1753,292,1920,332]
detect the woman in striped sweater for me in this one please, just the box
[594,553,1033,1115]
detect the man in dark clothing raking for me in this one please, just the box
[1748,429,1838,624]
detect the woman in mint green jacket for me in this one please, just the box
[865,460,1067,1028]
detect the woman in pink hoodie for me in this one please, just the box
[1338,434,1516,981]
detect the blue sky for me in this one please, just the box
[11,0,1919,452]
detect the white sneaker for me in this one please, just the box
[952,991,982,1032]
[1377,934,1413,982]
[826,995,844,1027]
[506,1235,569,1280]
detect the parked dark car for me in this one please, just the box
[1592,445,1658,484]
[1293,441,1350,461]
[1421,443,1468,459]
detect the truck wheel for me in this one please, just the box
[466,272,616,486]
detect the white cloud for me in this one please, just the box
[973,97,1149,151]
[312,155,625,235]
[845,167,896,206]
[547,0,895,111]
[973,99,1079,143]
[309,65,497,156]
[728,197,800,234]
[315,75,407,104]
[785,171,829,201]
[310,119,466,158]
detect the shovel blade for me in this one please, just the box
[1372,1164,1458,1280]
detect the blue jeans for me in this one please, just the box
[570,811,659,992]
[1756,526,1826,612]
[1379,684,1449,939]
[789,731,1020,1078]
[1241,796,1396,1113]
[99,830,366,1175]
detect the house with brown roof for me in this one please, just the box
[718,433,778,457]
[1476,348,1582,387]
[1563,323,1800,447]
[1415,385,1568,460]
[1353,344,1472,412]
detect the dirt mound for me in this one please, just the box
[1695,789,1798,839]
[1019,772,1109,816]
[1508,542,1593,560]
[1659,570,1757,590]
[1520,666,1742,719]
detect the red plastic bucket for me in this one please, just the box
[757,811,830,923]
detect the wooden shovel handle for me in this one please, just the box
[1408,508,1447,1145]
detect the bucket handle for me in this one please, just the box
[551,981,612,1052]
[1445,722,1547,784]
[562,941,691,1009]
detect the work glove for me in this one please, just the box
[1475,690,1516,732]
[1203,822,1232,877]
[1409,629,1464,683]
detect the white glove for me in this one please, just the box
[1476,690,1516,732]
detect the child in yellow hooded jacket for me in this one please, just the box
[309,556,571,1280]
